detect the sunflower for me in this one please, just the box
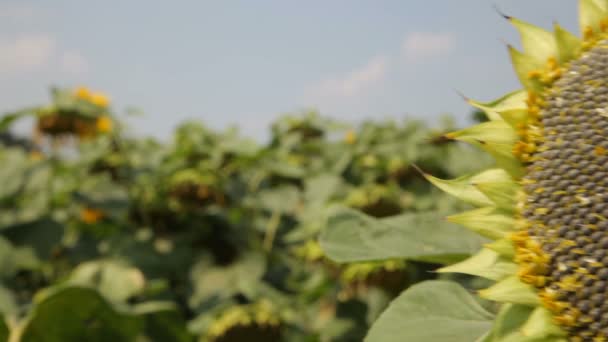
[426,1,608,341]
[204,300,281,342]
[344,130,357,145]
[89,93,110,108]
[80,207,104,224]
[96,115,113,133]
[74,86,92,100]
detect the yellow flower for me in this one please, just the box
[89,93,110,108]
[294,239,325,262]
[344,130,357,144]
[29,150,44,161]
[206,300,280,340]
[74,86,91,100]
[80,208,104,224]
[96,115,113,133]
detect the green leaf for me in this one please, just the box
[256,185,301,213]
[0,148,28,200]
[320,207,486,264]
[0,314,7,342]
[0,109,36,132]
[498,333,567,342]
[365,281,494,342]
[11,286,142,342]
[189,252,266,308]
[446,207,515,240]
[478,276,539,306]
[438,248,518,281]
[132,302,193,342]
[0,285,17,317]
[476,331,493,342]
[2,219,63,260]
[304,173,342,206]
[68,260,146,303]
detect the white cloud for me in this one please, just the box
[61,50,89,74]
[402,32,455,62]
[307,55,389,99]
[0,34,56,73]
[0,34,90,75]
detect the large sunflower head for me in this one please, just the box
[427,1,608,341]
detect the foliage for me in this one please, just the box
[0,87,491,341]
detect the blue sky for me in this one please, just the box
[0,1,576,140]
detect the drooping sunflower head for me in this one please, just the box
[427,1,608,341]
[167,168,224,209]
[80,207,104,224]
[204,300,282,342]
[35,86,112,139]
[73,86,110,108]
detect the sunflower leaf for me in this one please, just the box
[365,281,494,342]
[319,207,486,264]
[10,286,143,341]
[0,315,6,342]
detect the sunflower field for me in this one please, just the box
[3,1,608,341]
[0,84,491,342]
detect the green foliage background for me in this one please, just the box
[0,88,491,341]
